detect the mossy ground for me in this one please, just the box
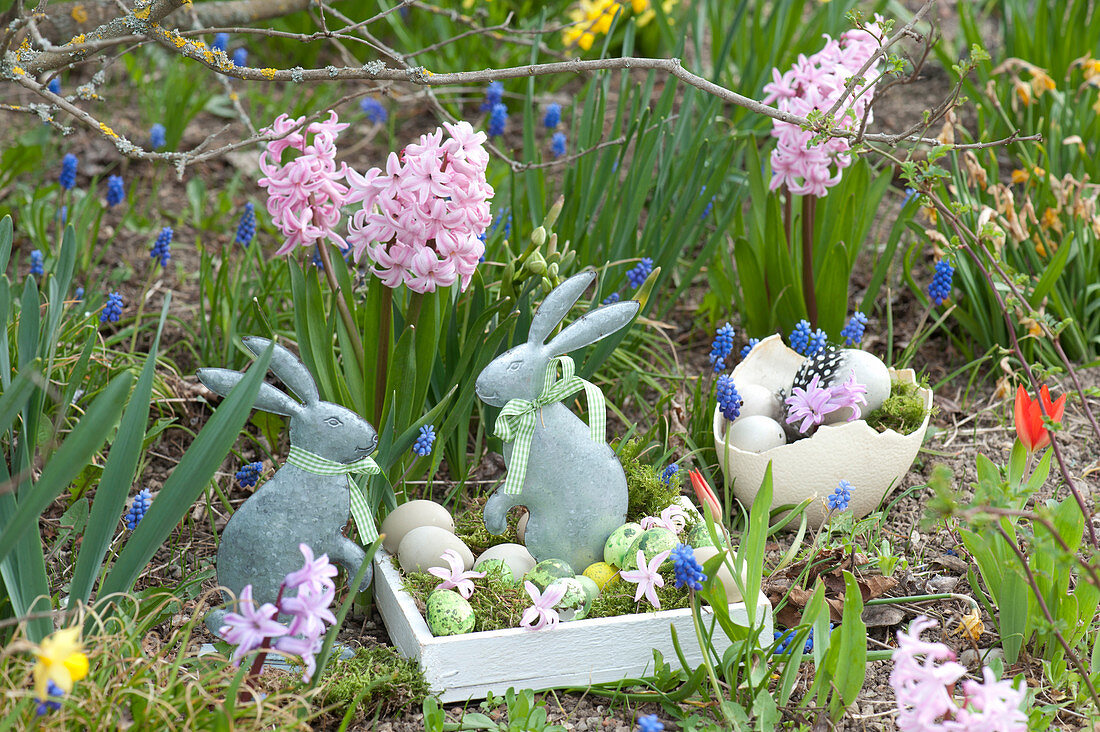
[320,645,431,721]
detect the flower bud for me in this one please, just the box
[531,226,546,247]
[544,196,564,229]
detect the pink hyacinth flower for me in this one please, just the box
[427,549,485,599]
[784,374,842,433]
[218,585,288,665]
[620,549,672,610]
[520,580,568,631]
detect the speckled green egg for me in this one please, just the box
[524,558,575,591]
[622,527,678,570]
[426,590,475,636]
[686,521,728,550]
[575,575,601,603]
[603,522,643,567]
[549,577,591,621]
[474,558,515,584]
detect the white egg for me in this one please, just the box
[475,543,536,579]
[735,383,782,420]
[397,526,475,573]
[820,349,891,422]
[380,500,455,555]
[725,415,787,453]
[692,546,745,604]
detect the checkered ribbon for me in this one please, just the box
[493,356,605,496]
[286,445,381,541]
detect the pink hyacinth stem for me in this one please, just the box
[801,194,818,328]
[243,583,286,697]
[373,284,393,425]
[316,239,367,381]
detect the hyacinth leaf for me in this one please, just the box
[0,371,132,568]
[99,344,273,600]
[0,215,12,271]
[830,571,868,712]
[1030,230,1071,306]
[289,261,343,404]
[70,296,169,608]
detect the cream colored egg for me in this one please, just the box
[725,415,787,453]
[517,511,528,543]
[693,546,745,604]
[397,525,475,573]
[475,542,536,579]
[837,350,891,412]
[736,383,781,421]
[380,500,455,555]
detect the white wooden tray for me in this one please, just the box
[372,547,773,702]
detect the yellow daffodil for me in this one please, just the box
[956,608,984,642]
[1010,168,1029,184]
[1030,69,1056,97]
[31,627,89,699]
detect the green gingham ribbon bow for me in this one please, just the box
[493,355,605,496]
[287,445,381,542]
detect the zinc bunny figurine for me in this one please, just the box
[197,337,379,635]
[475,271,639,571]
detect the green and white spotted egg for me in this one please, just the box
[575,575,601,604]
[474,558,515,584]
[426,589,476,636]
[603,522,644,567]
[622,527,678,570]
[524,558,575,591]
[549,577,591,621]
[686,521,727,550]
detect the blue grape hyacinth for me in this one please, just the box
[235,461,263,488]
[708,322,735,372]
[35,679,65,716]
[232,47,248,67]
[635,714,663,732]
[100,292,123,323]
[150,123,166,150]
[929,257,954,306]
[47,78,61,95]
[827,480,852,511]
[671,543,707,591]
[660,463,678,485]
[235,202,256,247]
[740,337,759,360]
[125,488,152,530]
[29,249,44,277]
[105,175,125,207]
[716,374,741,421]
[413,425,436,456]
[550,131,567,158]
[74,286,84,301]
[488,102,508,138]
[360,96,387,124]
[213,33,229,51]
[602,292,621,305]
[59,153,77,190]
[626,257,653,288]
[789,320,811,355]
[481,81,503,111]
[150,227,172,267]
[840,311,867,347]
[807,328,828,356]
[543,103,561,129]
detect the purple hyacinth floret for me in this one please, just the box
[784,373,840,433]
[150,227,172,267]
[543,103,561,129]
[125,488,152,530]
[827,480,852,511]
[551,131,567,158]
[807,328,828,356]
[789,320,811,355]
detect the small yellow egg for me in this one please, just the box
[583,561,620,590]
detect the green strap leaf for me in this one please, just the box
[98,344,274,601]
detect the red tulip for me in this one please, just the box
[689,469,722,524]
[1014,384,1066,452]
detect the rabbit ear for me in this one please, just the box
[545,299,640,356]
[242,337,318,405]
[527,271,598,345]
[197,367,303,417]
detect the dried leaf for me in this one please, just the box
[862,605,905,628]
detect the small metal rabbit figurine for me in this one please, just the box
[476,271,639,571]
[197,337,378,635]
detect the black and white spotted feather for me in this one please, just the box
[792,346,844,393]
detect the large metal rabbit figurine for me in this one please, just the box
[197,337,378,634]
[476,271,639,571]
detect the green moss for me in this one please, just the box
[587,566,691,618]
[402,569,528,632]
[320,646,430,719]
[616,437,682,522]
[865,379,935,435]
[453,502,519,555]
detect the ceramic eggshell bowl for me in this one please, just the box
[712,335,932,528]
